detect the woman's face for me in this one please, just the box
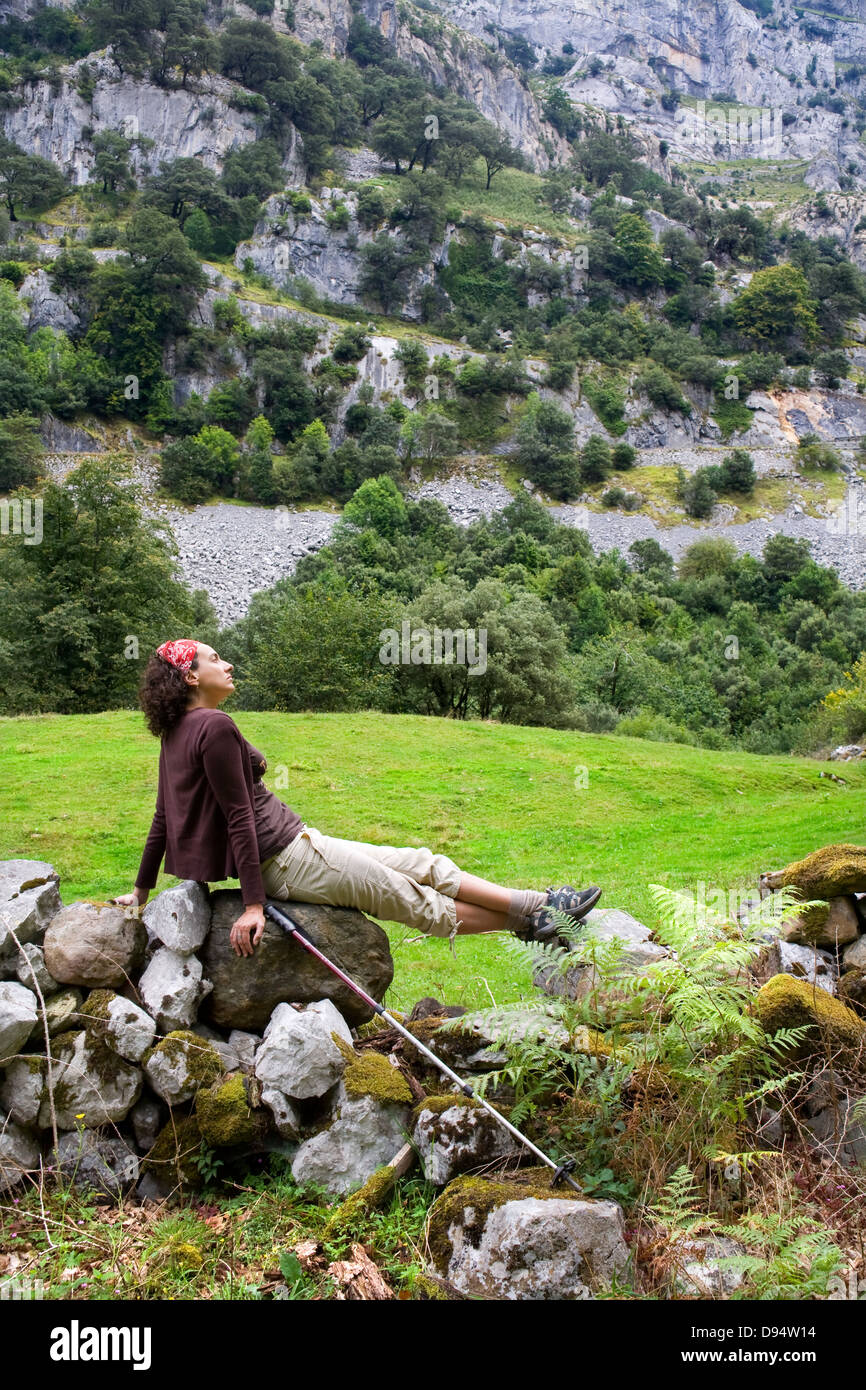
[187,643,236,704]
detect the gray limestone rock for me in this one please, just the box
[43,902,147,989]
[412,1099,523,1184]
[37,1030,142,1129]
[14,943,59,996]
[200,892,392,1030]
[433,1191,630,1300]
[52,1128,140,1199]
[671,1235,749,1297]
[227,1030,260,1073]
[254,999,352,1100]
[129,1095,167,1152]
[0,1056,44,1126]
[0,981,38,1064]
[138,947,211,1032]
[0,1113,41,1192]
[143,1032,223,1106]
[261,1087,303,1141]
[291,1089,411,1195]
[142,881,211,956]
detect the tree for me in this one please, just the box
[371,115,416,176]
[339,474,409,539]
[476,128,521,189]
[356,184,387,229]
[121,205,206,327]
[92,131,136,194]
[242,415,276,503]
[221,140,283,200]
[150,0,215,86]
[400,408,458,466]
[678,537,738,580]
[718,448,756,494]
[579,434,612,483]
[611,441,637,470]
[682,468,717,518]
[0,138,67,220]
[0,455,215,714]
[223,576,395,713]
[732,264,820,351]
[158,425,239,501]
[86,0,155,75]
[387,576,576,723]
[183,207,213,254]
[0,414,42,490]
[273,418,330,503]
[515,394,580,500]
[611,213,665,291]
[358,233,417,314]
[814,349,849,390]
[629,538,674,575]
[796,433,841,471]
[219,17,297,89]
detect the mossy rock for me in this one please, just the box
[752,973,866,1059]
[331,1034,414,1105]
[410,1092,479,1126]
[194,1072,273,1148]
[837,969,866,1018]
[787,901,831,943]
[426,1167,584,1277]
[141,1029,223,1087]
[140,1112,206,1191]
[769,844,866,901]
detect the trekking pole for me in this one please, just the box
[264,901,584,1194]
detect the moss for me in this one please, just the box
[427,1168,584,1276]
[195,1072,272,1147]
[788,901,831,942]
[140,1112,205,1190]
[323,1163,400,1242]
[168,1242,203,1271]
[79,989,116,1024]
[331,1033,413,1106]
[142,1030,223,1088]
[409,1272,466,1301]
[753,973,866,1059]
[775,844,866,900]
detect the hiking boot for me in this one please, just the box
[515,905,580,945]
[545,885,602,919]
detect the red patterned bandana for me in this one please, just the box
[156,639,199,674]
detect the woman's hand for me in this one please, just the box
[112,888,148,912]
[230,904,266,957]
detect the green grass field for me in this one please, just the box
[1,709,863,1014]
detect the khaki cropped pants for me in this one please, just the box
[260,824,465,938]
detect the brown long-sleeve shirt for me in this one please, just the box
[135,707,304,905]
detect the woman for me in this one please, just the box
[115,638,602,957]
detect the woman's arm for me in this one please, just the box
[200,715,267,908]
[133,772,168,903]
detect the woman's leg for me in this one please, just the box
[299,831,545,935]
[262,827,539,938]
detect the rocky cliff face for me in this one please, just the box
[355,0,569,168]
[2,53,274,183]
[435,0,866,174]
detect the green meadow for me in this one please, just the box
[1,709,863,1014]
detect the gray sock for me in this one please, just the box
[504,888,547,933]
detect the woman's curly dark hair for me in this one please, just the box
[138,651,199,738]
